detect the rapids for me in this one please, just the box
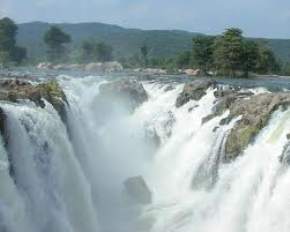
[0,74,290,232]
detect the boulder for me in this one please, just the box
[184,68,201,76]
[98,79,148,111]
[85,61,123,72]
[223,92,290,161]
[123,176,152,205]
[175,79,216,107]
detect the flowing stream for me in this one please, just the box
[1,74,290,232]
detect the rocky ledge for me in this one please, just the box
[176,80,216,107]
[0,79,68,121]
[202,87,290,162]
[98,79,148,111]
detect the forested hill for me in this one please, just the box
[17,21,290,62]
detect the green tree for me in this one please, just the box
[241,40,259,77]
[213,28,244,76]
[176,51,192,68]
[140,45,149,67]
[0,17,26,66]
[81,40,113,63]
[95,42,113,62]
[192,36,214,74]
[43,26,71,62]
[256,45,280,74]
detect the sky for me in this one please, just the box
[1,0,290,39]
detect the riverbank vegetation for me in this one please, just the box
[0,17,289,77]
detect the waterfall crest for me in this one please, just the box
[0,75,290,232]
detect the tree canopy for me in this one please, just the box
[0,17,26,66]
[81,40,113,63]
[43,26,71,62]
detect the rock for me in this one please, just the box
[37,62,53,69]
[98,79,148,111]
[202,89,254,124]
[85,61,123,72]
[184,68,201,76]
[0,79,68,122]
[223,92,290,161]
[123,176,152,205]
[287,133,290,140]
[175,79,216,107]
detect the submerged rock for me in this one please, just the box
[98,79,148,111]
[175,79,216,107]
[123,176,152,205]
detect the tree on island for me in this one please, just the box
[192,36,215,74]
[0,17,27,67]
[81,40,113,63]
[44,26,71,62]
[213,28,245,76]
[256,45,280,74]
[241,40,259,77]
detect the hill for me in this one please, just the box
[16,22,290,63]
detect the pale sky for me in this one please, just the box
[1,0,290,38]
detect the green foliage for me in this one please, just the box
[80,40,113,63]
[241,40,259,77]
[213,28,245,76]
[140,45,149,67]
[0,17,26,66]
[176,51,192,68]
[192,36,214,73]
[43,26,71,62]
[256,45,280,74]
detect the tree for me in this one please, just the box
[0,17,26,66]
[213,28,244,76]
[176,51,192,68]
[12,46,27,65]
[81,40,113,63]
[256,45,280,74]
[140,45,149,67]
[241,40,259,77]
[95,42,113,62]
[43,26,71,62]
[192,36,214,74]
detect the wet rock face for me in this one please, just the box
[123,176,152,205]
[99,79,148,111]
[175,80,216,108]
[224,93,290,161]
[0,79,68,121]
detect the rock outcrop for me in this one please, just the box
[98,79,148,111]
[175,80,216,107]
[123,176,152,205]
[37,62,123,73]
[0,79,68,121]
[223,93,290,161]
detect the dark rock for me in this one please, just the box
[287,133,290,140]
[99,79,148,111]
[164,85,174,92]
[123,176,152,205]
[175,80,216,108]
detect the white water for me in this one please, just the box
[0,75,290,232]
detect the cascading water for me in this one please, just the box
[0,74,290,232]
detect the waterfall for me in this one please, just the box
[0,75,290,232]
